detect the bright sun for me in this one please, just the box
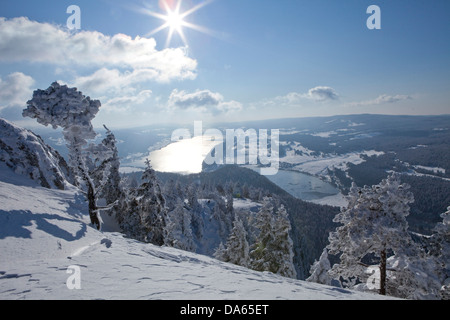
[166,10,184,32]
[141,0,213,48]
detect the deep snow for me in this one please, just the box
[0,165,393,300]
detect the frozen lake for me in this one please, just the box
[148,135,340,202]
[264,170,340,201]
[246,166,340,201]
[148,136,222,175]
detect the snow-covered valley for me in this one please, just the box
[0,166,390,300]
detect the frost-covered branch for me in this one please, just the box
[93,200,119,213]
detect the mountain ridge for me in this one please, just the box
[0,118,74,190]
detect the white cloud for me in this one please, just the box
[215,100,243,114]
[372,94,413,104]
[307,86,339,101]
[0,72,35,110]
[349,94,413,107]
[71,68,161,94]
[169,89,223,109]
[103,90,153,113]
[0,17,197,83]
[168,89,242,114]
[257,86,339,109]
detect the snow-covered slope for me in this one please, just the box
[0,118,73,190]
[0,167,393,300]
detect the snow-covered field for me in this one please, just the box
[0,167,393,300]
[280,140,384,178]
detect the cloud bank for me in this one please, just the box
[349,94,413,107]
[0,17,197,83]
[0,17,201,117]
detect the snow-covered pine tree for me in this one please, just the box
[327,173,416,296]
[307,248,332,285]
[271,204,297,279]
[226,192,234,217]
[187,183,201,212]
[213,242,228,261]
[165,198,196,252]
[220,216,250,268]
[429,206,450,299]
[436,207,450,299]
[215,191,234,240]
[163,179,178,212]
[22,82,118,230]
[249,198,296,278]
[117,159,168,245]
[98,125,122,206]
[249,197,275,273]
[385,248,442,299]
[115,191,145,241]
[137,159,167,246]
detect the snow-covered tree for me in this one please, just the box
[384,250,442,299]
[185,184,204,241]
[210,191,234,241]
[98,125,122,206]
[163,179,179,212]
[22,82,119,230]
[215,216,250,268]
[165,198,196,252]
[428,206,450,299]
[327,173,416,296]
[249,198,275,273]
[307,248,332,286]
[249,198,297,278]
[226,192,234,215]
[115,192,144,240]
[271,204,297,279]
[112,159,167,244]
[213,242,227,261]
[135,159,167,245]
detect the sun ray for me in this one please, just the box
[139,7,168,21]
[146,23,169,37]
[177,26,188,46]
[181,0,214,19]
[182,21,216,37]
[165,27,175,48]
[140,0,214,48]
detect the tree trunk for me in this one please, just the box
[379,249,387,295]
[87,181,100,230]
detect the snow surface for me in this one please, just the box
[412,165,446,175]
[0,167,394,300]
[0,118,72,189]
[279,140,384,179]
[309,193,348,208]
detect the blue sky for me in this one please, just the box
[0,0,449,128]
